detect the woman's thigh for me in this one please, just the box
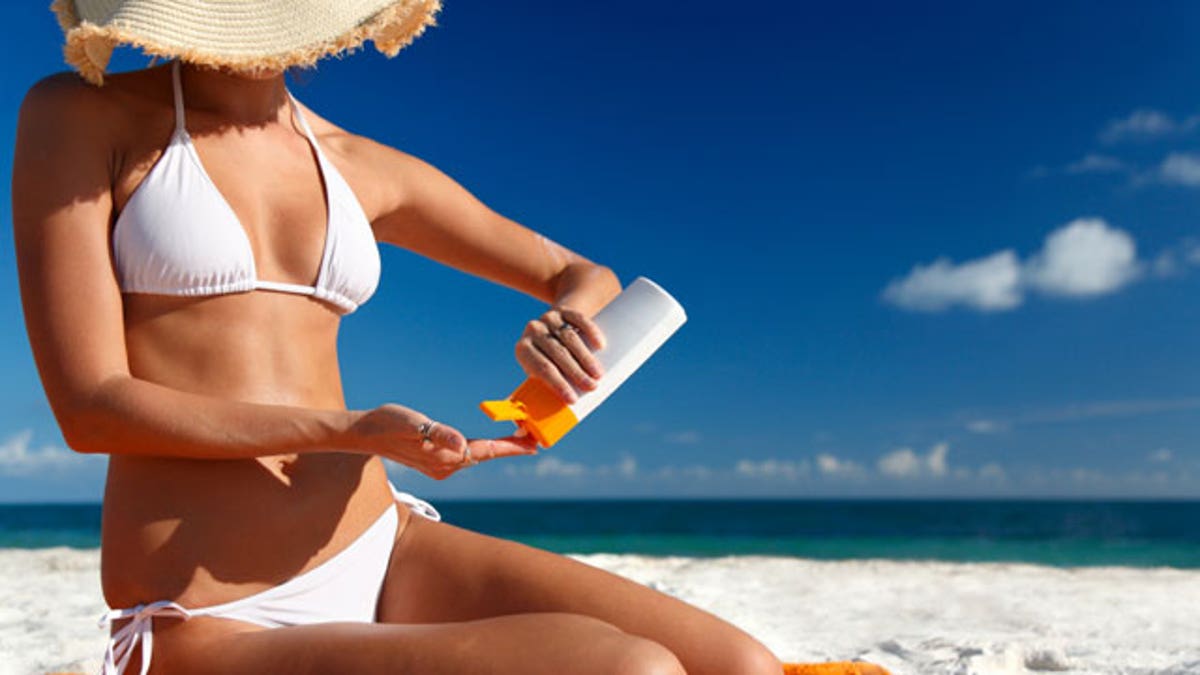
[149,612,684,675]
[378,515,782,675]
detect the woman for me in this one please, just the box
[13,1,785,673]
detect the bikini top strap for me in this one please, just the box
[285,89,320,148]
[171,60,186,133]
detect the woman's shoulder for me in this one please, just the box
[18,66,179,182]
[290,101,413,182]
[299,109,428,180]
[291,99,369,159]
[21,70,106,120]
[16,72,115,171]
[20,67,166,138]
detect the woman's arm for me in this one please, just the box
[363,141,621,315]
[358,139,623,401]
[10,76,371,461]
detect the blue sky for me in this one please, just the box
[1,1,1197,501]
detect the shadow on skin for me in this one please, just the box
[101,451,367,605]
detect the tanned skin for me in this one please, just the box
[12,61,781,674]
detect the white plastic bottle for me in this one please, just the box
[480,276,687,447]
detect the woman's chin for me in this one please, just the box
[219,65,285,81]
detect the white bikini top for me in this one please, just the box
[112,60,381,315]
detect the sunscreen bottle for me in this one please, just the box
[480,276,687,447]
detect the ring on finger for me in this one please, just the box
[461,445,479,467]
[418,420,438,444]
[552,321,578,339]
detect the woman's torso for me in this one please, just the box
[93,64,395,610]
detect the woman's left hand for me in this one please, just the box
[515,306,606,404]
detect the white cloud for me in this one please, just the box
[617,454,637,478]
[0,430,87,476]
[978,463,1007,482]
[735,458,810,481]
[655,464,712,480]
[1100,109,1195,144]
[591,454,639,478]
[1148,448,1173,463]
[954,398,1200,438]
[1188,240,1200,265]
[1029,154,1128,179]
[884,219,1142,312]
[815,453,864,478]
[882,250,1022,312]
[1151,239,1200,278]
[514,453,639,480]
[876,442,950,479]
[532,456,587,478]
[1153,250,1182,278]
[927,443,949,477]
[1018,465,1200,496]
[663,430,702,445]
[877,448,921,478]
[1064,154,1126,174]
[1158,153,1200,187]
[1024,218,1140,297]
[1019,397,1200,424]
[966,419,1005,434]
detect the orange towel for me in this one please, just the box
[783,662,891,675]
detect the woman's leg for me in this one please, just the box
[377,514,783,675]
[147,612,686,674]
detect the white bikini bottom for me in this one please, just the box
[98,485,439,675]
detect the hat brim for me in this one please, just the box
[52,0,441,85]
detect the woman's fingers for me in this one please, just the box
[427,436,537,480]
[517,333,579,403]
[556,307,606,353]
[423,418,466,454]
[467,435,540,462]
[545,308,605,377]
[551,322,604,381]
[361,406,537,481]
[535,328,597,392]
[517,308,608,402]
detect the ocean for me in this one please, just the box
[2,499,1197,568]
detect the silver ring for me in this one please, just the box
[462,445,479,467]
[554,322,578,338]
[418,420,438,443]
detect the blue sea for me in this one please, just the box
[2,500,1198,568]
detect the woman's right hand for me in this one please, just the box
[349,403,538,480]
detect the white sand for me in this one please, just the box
[2,548,1198,675]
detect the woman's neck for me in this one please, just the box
[178,61,291,127]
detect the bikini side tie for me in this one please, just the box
[99,600,192,675]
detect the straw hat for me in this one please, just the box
[51,0,442,85]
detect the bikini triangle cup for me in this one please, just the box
[111,60,381,315]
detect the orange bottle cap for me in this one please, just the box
[479,378,579,448]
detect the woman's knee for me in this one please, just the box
[715,635,782,675]
[531,613,682,675]
[611,636,686,675]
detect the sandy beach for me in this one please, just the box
[2,547,1197,675]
